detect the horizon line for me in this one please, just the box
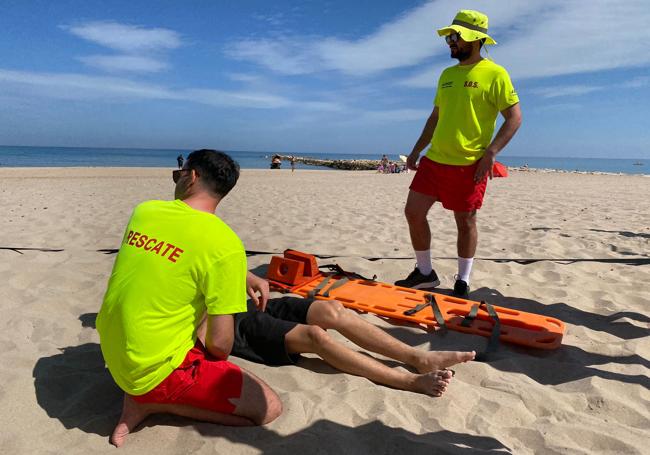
[0,144,648,161]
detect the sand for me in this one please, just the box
[0,167,648,454]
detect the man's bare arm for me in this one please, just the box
[486,103,522,156]
[474,103,522,182]
[407,106,439,170]
[205,314,235,360]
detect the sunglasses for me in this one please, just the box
[445,32,461,44]
[172,169,191,183]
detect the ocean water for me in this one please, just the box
[0,146,647,175]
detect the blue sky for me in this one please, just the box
[0,0,649,158]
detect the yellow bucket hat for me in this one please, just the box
[437,10,496,45]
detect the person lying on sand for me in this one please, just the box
[204,281,475,401]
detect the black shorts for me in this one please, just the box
[232,296,314,366]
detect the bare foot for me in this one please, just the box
[411,369,453,397]
[413,350,475,374]
[110,394,151,447]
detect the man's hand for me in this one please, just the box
[474,149,496,183]
[474,103,521,183]
[407,151,420,171]
[246,271,269,311]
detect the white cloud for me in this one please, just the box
[64,21,182,53]
[529,85,604,99]
[0,68,343,111]
[227,73,263,83]
[63,21,182,74]
[399,63,448,88]
[182,88,292,109]
[0,69,174,101]
[78,55,168,73]
[225,37,319,76]
[401,0,650,87]
[491,0,650,80]
[315,2,442,76]
[225,0,650,86]
[225,1,535,76]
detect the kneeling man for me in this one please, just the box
[97,149,280,447]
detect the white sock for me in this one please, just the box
[415,250,432,275]
[457,257,474,283]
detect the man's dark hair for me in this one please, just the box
[186,149,240,198]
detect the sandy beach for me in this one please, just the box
[0,167,648,454]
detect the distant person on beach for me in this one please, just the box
[219,290,473,403]
[270,154,281,169]
[176,153,184,169]
[381,154,389,173]
[97,150,282,447]
[396,10,522,297]
[290,155,296,172]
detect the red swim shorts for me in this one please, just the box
[132,342,243,414]
[409,157,488,211]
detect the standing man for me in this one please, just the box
[396,10,522,297]
[97,149,282,447]
[176,153,184,169]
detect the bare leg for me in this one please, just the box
[306,300,475,373]
[454,210,478,258]
[404,190,437,251]
[110,369,281,447]
[284,324,452,396]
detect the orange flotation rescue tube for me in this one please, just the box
[267,250,564,350]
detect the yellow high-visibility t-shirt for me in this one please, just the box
[426,59,519,166]
[96,199,247,396]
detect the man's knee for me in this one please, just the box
[404,202,428,224]
[240,373,283,425]
[311,300,346,328]
[304,325,332,350]
[454,212,477,231]
[258,391,282,425]
[249,392,282,426]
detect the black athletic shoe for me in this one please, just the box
[395,267,440,289]
[452,279,470,298]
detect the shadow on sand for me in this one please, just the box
[383,288,649,389]
[33,341,511,454]
[467,287,649,341]
[248,264,650,388]
[588,228,650,240]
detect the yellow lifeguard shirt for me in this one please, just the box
[96,199,247,395]
[426,59,519,166]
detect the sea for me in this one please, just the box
[0,145,647,175]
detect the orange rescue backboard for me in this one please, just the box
[267,250,565,350]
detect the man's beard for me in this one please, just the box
[451,47,472,62]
